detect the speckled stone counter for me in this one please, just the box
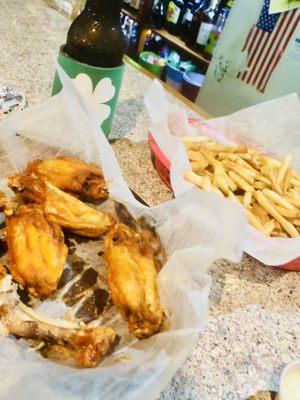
[0,1,299,399]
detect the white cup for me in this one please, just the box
[279,359,300,400]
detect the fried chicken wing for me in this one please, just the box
[8,174,115,238]
[0,275,116,368]
[104,223,163,339]
[6,204,68,299]
[44,182,115,237]
[27,157,108,201]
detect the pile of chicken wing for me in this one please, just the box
[0,157,165,368]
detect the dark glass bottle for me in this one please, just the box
[165,0,185,36]
[180,0,200,42]
[185,0,208,47]
[193,0,222,52]
[151,0,167,30]
[65,0,126,68]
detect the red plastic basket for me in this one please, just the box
[148,130,300,271]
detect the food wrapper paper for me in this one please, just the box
[145,81,300,266]
[0,66,246,400]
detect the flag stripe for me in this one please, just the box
[260,10,300,92]
[245,30,269,84]
[250,11,288,86]
[237,27,256,78]
[237,5,299,93]
[243,27,265,81]
[241,28,265,81]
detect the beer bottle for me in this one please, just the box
[165,0,185,36]
[180,0,200,42]
[185,0,208,47]
[151,0,167,30]
[65,0,126,68]
[193,0,222,52]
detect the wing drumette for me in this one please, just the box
[27,157,108,201]
[104,223,163,339]
[6,204,68,299]
[8,174,115,238]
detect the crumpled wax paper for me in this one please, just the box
[145,81,300,266]
[0,66,246,400]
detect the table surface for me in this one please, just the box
[0,1,299,399]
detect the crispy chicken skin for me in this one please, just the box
[8,174,115,238]
[104,223,163,339]
[27,157,108,201]
[6,204,68,299]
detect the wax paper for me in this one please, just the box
[145,81,300,266]
[0,67,246,400]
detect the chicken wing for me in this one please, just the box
[6,204,68,299]
[0,273,116,368]
[27,157,108,201]
[8,174,115,237]
[104,223,163,339]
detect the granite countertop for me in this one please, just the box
[0,1,299,399]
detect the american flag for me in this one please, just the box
[237,0,300,93]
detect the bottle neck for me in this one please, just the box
[84,0,123,17]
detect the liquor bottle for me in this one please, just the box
[130,0,140,10]
[204,7,229,58]
[180,0,200,42]
[123,0,131,7]
[65,0,126,68]
[193,0,222,52]
[151,0,167,30]
[185,0,208,47]
[165,0,185,36]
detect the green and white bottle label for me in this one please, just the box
[196,22,214,46]
[167,2,181,23]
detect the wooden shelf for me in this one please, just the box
[151,28,210,65]
[122,7,139,21]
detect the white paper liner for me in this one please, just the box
[0,67,246,400]
[145,81,300,266]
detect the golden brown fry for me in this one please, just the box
[262,189,296,211]
[245,209,267,235]
[274,205,299,219]
[222,159,256,179]
[264,219,275,236]
[104,223,163,339]
[228,171,254,192]
[283,168,293,193]
[252,202,269,224]
[185,171,223,196]
[199,148,218,166]
[291,176,300,188]
[191,160,209,171]
[6,204,68,299]
[27,157,108,201]
[214,165,230,195]
[269,170,283,195]
[277,154,292,188]
[243,191,252,208]
[188,150,208,163]
[254,181,268,190]
[183,136,215,144]
[255,191,298,238]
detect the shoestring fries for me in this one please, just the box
[184,137,300,238]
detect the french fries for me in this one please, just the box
[183,136,300,238]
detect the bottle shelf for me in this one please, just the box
[122,7,139,22]
[151,27,210,66]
